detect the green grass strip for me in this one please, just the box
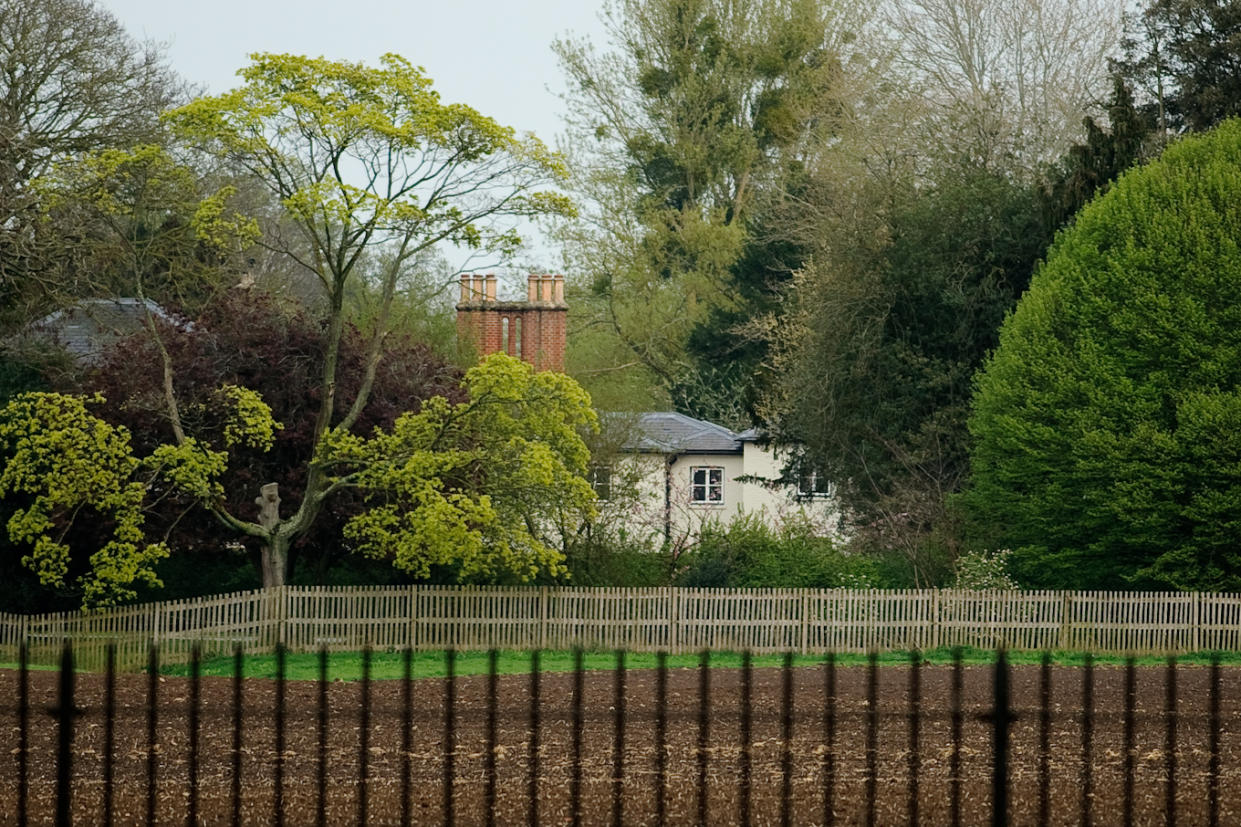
[156,646,1241,682]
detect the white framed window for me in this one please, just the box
[588,465,612,501]
[690,466,724,504]
[796,467,833,499]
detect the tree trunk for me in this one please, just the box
[256,482,286,588]
[260,537,288,588]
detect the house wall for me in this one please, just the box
[600,445,841,548]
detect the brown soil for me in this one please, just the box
[1,664,1238,825]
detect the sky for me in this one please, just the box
[98,0,612,271]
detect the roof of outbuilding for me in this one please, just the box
[29,298,180,363]
[625,411,744,454]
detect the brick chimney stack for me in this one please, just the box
[456,274,567,372]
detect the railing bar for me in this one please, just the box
[528,650,540,827]
[780,650,794,827]
[865,650,878,827]
[231,644,243,827]
[655,650,668,826]
[824,651,836,827]
[1038,651,1051,827]
[697,650,710,827]
[187,645,201,827]
[611,649,625,827]
[1209,653,1221,827]
[55,640,74,827]
[401,646,413,827]
[908,649,921,826]
[484,649,498,827]
[1123,657,1136,825]
[740,650,753,827]
[443,647,456,827]
[1165,655,1178,827]
[358,645,371,826]
[1080,653,1093,826]
[317,646,328,827]
[103,643,116,827]
[273,644,286,827]
[146,643,159,827]
[992,648,1010,827]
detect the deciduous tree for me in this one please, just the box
[157,53,572,585]
[88,291,463,587]
[0,0,181,327]
[1118,0,1241,135]
[554,0,863,416]
[884,0,1124,170]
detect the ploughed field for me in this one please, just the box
[2,663,1239,825]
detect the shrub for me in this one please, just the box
[952,550,1019,590]
[966,120,1241,590]
[678,514,879,589]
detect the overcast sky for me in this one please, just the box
[98,0,612,271]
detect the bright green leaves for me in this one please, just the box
[38,144,257,260]
[0,392,167,607]
[146,440,228,504]
[164,52,571,276]
[0,382,283,607]
[332,354,598,583]
[192,186,260,251]
[216,384,283,450]
[966,120,1241,590]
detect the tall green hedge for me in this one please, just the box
[966,120,1241,590]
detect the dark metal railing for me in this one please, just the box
[3,642,1231,825]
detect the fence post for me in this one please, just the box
[1059,592,1072,650]
[280,585,289,649]
[151,601,162,646]
[799,590,809,654]
[932,589,941,651]
[410,585,420,651]
[669,587,680,654]
[1193,591,1201,653]
[538,586,548,651]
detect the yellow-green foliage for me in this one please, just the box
[216,384,283,450]
[331,354,598,583]
[38,144,258,257]
[164,53,572,263]
[146,439,228,504]
[0,393,168,607]
[0,384,284,607]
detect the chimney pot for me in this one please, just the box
[540,275,553,303]
[553,274,565,304]
[528,274,539,303]
[459,274,471,304]
[485,274,497,301]
[472,275,485,300]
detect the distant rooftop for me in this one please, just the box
[29,298,180,363]
[623,411,745,454]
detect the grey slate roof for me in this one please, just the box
[625,411,744,454]
[29,298,178,363]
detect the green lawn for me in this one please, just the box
[154,646,1241,682]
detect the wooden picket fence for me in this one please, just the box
[4,586,1241,670]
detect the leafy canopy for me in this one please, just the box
[966,119,1241,590]
[166,52,571,288]
[327,353,599,583]
[0,393,169,607]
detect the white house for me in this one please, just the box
[591,411,842,548]
[455,275,842,546]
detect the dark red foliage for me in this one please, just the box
[87,291,464,586]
